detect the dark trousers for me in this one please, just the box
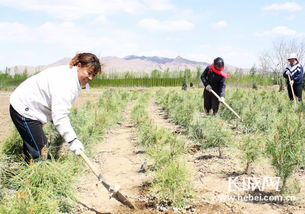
[10,105,48,161]
[203,89,220,114]
[287,84,302,101]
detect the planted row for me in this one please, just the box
[156,89,232,157]
[131,90,195,208]
[0,89,136,213]
[157,88,305,193]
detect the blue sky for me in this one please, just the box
[0,0,304,69]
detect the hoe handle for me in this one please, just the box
[209,89,241,120]
[78,151,136,209]
[79,151,100,177]
[287,74,297,105]
[79,151,111,189]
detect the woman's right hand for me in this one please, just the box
[69,139,84,155]
[205,85,212,91]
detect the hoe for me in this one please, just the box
[287,74,297,106]
[209,88,241,120]
[79,151,136,209]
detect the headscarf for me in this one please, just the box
[210,64,229,79]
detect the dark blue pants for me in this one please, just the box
[287,83,302,101]
[9,105,47,161]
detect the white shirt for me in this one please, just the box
[10,65,81,143]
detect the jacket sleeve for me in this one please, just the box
[220,78,227,97]
[291,64,303,83]
[51,87,78,143]
[201,66,210,87]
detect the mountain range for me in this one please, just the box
[1,55,241,75]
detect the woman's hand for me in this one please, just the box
[69,139,84,155]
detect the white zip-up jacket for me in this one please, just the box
[10,65,81,143]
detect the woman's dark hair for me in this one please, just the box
[70,53,102,74]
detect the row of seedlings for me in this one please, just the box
[169,88,305,196]
[131,90,195,209]
[156,88,233,158]
[221,88,305,193]
[0,89,137,213]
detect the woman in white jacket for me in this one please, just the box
[9,53,101,161]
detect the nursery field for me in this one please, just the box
[0,87,305,214]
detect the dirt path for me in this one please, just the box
[73,92,103,109]
[0,92,13,141]
[76,102,150,214]
[149,101,238,214]
[149,100,305,214]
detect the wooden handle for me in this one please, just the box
[79,150,100,178]
[287,74,297,105]
[209,89,241,120]
[78,151,136,209]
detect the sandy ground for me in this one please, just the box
[73,91,103,108]
[149,101,238,214]
[149,100,305,214]
[0,92,13,142]
[74,99,238,214]
[76,102,151,214]
[1,91,304,214]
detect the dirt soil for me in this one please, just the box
[76,102,152,214]
[1,91,304,214]
[149,100,305,214]
[75,100,239,214]
[73,92,103,108]
[0,92,13,142]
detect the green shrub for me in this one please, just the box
[1,130,23,161]
[266,115,305,192]
[240,134,263,174]
[191,116,232,157]
[150,160,194,208]
[0,159,79,213]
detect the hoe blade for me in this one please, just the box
[79,151,136,209]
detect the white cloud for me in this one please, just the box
[0,20,144,67]
[142,0,174,11]
[199,44,210,49]
[0,0,174,20]
[36,22,119,52]
[138,18,194,31]
[220,46,258,68]
[165,36,182,42]
[256,26,305,37]
[287,14,296,20]
[262,2,302,11]
[185,48,256,68]
[211,20,228,29]
[95,15,109,24]
[0,22,33,42]
[0,20,135,52]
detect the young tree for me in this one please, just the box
[250,65,257,76]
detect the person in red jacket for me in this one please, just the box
[201,57,229,115]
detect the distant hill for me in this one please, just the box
[0,55,243,75]
[124,55,204,65]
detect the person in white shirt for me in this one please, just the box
[9,53,101,162]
